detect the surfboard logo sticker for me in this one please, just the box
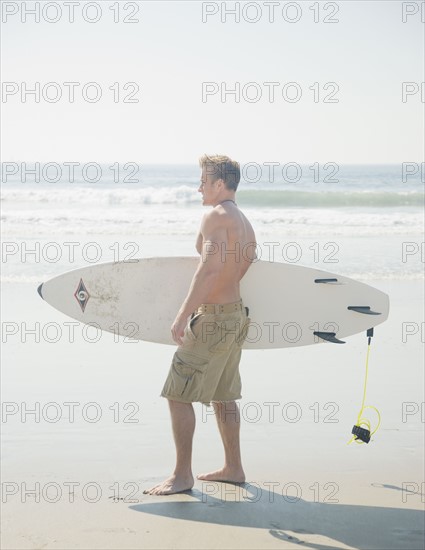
[74,278,90,312]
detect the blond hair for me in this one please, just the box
[199,154,241,191]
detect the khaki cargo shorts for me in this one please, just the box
[161,300,250,405]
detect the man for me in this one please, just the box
[144,154,257,496]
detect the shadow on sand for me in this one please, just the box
[129,482,424,550]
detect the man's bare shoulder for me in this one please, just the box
[201,207,229,231]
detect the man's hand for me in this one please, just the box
[171,314,188,346]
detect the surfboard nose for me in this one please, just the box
[37,283,44,299]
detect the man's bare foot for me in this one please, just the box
[143,474,194,495]
[196,467,245,483]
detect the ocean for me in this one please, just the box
[1,163,424,283]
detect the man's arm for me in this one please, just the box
[171,210,226,344]
[195,230,203,255]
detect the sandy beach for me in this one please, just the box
[1,272,424,549]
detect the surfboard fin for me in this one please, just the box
[314,278,339,284]
[313,331,346,344]
[37,283,44,299]
[347,306,381,315]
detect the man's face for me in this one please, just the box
[198,166,221,206]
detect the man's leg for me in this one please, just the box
[143,399,195,495]
[197,400,245,483]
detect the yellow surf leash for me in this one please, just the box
[348,328,381,445]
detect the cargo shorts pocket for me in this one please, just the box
[171,351,208,399]
[185,313,202,341]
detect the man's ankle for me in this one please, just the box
[173,469,193,479]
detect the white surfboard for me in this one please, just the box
[37,257,389,349]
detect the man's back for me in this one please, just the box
[196,201,256,304]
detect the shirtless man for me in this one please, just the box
[144,154,256,496]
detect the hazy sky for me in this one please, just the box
[1,0,424,163]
